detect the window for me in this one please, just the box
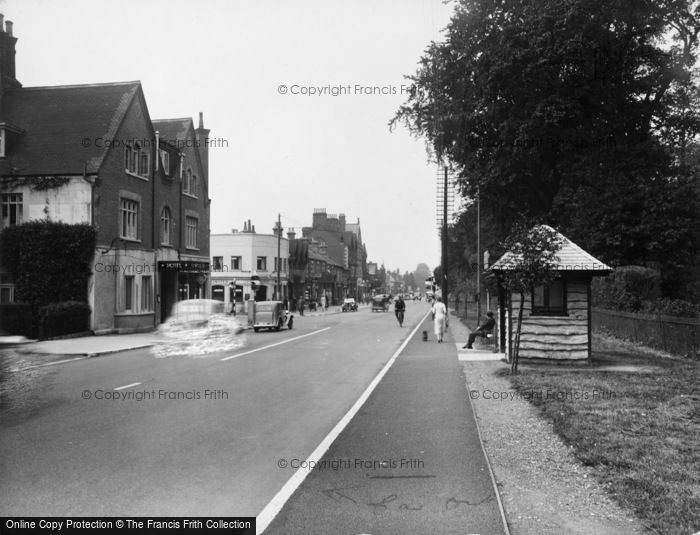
[160,150,170,175]
[213,256,223,271]
[183,168,198,196]
[257,256,267,271]
[274,257,278,272]
[185,216,198,249]
[139,151,150,176]
[120,199,139,240]
[231,256,241,270]
[1,193,22,227]
[141,276,153,311]
[0,273,14,303]
[124,276,135,311]
[160,207,171,245]
[124,143,149,178]
[532,279,566,315]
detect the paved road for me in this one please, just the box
[0,303,427,517]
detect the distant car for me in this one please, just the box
[371,295,389,312]
[252,301,293,332]
[342,298,358,312]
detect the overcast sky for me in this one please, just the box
[3,0,456,274]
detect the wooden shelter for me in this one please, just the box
[489,226,611,362]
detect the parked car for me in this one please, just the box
[342,298,358,312]
[252,301,294,332]
[371,295,389,312]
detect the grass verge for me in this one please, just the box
[503,334,700,535]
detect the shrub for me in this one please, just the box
[38,301,91,340]
[592,265,661,312]
[641,298,700,318]
[0,303,33,337]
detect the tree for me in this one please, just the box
[494,223,562,374]
[392,0,700,299]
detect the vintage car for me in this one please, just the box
[342,298,358,312]
[371,295,389,312]
[252,301,293,332]
[164,299,244,333]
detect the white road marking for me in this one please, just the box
[220,327,331,362]
[10,356,87,372]
[114,382,141,391]
[256,310,431,534]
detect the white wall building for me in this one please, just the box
[210,221,289,312]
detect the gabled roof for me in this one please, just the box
[152,118,191,147]
[0,81,142,176]
[491,225,611,274]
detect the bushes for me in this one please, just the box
[0,220,97,307]
[0,220,97,338]
[641,298,700,318]
[592,265,661,312]
[593,265,699,318]
[38,301,91,339]
[0,303,33,337]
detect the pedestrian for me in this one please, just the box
[282,298,288,310]
[432,296,448,343]
[463,311,495,349]
[299,299,305,316]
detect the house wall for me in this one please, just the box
[210,233,289,305]
[507,278,590,361]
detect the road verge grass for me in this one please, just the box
[503,335,700,535]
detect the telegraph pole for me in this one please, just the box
[276,213,281,300]
[442,166,448,301]
[476,184,481,323]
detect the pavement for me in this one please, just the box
[263,308,510,534]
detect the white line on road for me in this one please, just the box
[10,356,87,372]
[114,382,141,391]
[256,310,431,534]
[220,327,331,362]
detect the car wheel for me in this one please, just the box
[253,327,260,332]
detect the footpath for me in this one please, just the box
[262,312,509,535]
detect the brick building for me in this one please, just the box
[0,17,211,333]
[295,208,368,305]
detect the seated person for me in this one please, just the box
[463,312,495,349]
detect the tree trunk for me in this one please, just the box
[511,290,525,374]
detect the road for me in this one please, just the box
[0,303,429,517]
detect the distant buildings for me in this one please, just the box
[0,16,211,333]
[210,221,289,312]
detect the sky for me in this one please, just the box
[2,0,457,274]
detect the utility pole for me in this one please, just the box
[476,184,481,323]
[276,213,281,301]
[442,166,448,301]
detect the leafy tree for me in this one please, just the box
[493,222,562,374]
[392,0,700,300]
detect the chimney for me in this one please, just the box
[0,15,20,91]
[287,228,296,240]
[195,111,210,184]
[339,213,346,232]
